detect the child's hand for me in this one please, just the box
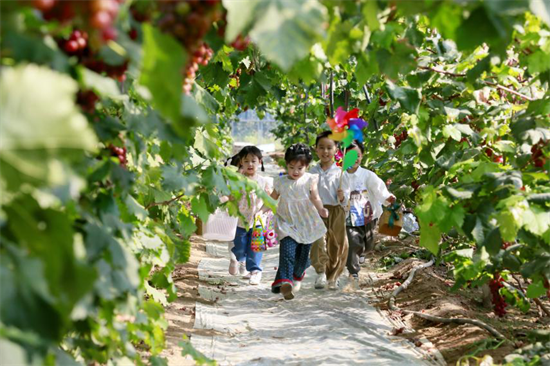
[387,195,396,204]
[319,208,329,218]
[337,189,345,202]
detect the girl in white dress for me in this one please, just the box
[269,144,328,300]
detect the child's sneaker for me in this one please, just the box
[281,283,294,300]
[328,279,339,290]
[229,259,239,275]
[314,273,327,290]
[249,271,262,285]
[293,280,302,292]
[359,256,366,264]
[239,262,249,276]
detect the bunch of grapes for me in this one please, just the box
[489,274,507,317]
[149,0,221,94]
[108,144,127,167]
[77,90,99,114]
[393,130,408,148]
[183,42,213,94]
[29,0,123,43]
[231,34,251,51]
[531,140,548,168]
[229,68,242,89]
[61,29,88,55]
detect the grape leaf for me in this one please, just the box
[140,24,186,124]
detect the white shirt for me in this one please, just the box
[346,167,392,222]
[309,163,350,207]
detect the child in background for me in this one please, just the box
[270,143,328,300]
[228,146,272,285]
[345,140,395,287]
[310,131,351,290]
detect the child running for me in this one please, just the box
[270,143,328,300]
[309,131,351,290]
[228,146,272,285]
[345,140,395,287]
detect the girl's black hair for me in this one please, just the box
[349,139,365,154]
[285,143,313,166]
[224,153,241,168]
[315,130,339,147]
[236,145,265,172]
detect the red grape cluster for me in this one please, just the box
[531,140,548,168]
[489,274,507,317]
[394,130,408,148]
[149,0,221,94]
[229,68,242,89]
[29,0,123,43]
[183,43,213,94]
[231,34,251,51]
[62,29,88,55]
[77,90,99,114]
[109,144,127,167]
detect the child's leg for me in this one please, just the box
[325,205,349,283]
[293,243,312,281]
[245,230,263,272]
[310,216,329,274]
[271,237,298,290]
[231,227,248,262]
[346,226,366,276]
[364,219,378,252]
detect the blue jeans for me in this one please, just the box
[271,236,311,291]
[232,227,263,272]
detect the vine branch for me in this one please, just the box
[145,193,185,209]
[387,259,508,340]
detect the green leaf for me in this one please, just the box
[455,6,501,51]
[419,219,441,255]
[249,0,327,71]
[523,206,550,236]
[178,213,197,237]
[222,0,263,42]
[527,50,550,74]
[443,125,461,141]
[0,64,97,190]
[386,81,421,114]
[191,195,211,223]
[356,52,378,87]
[125,195,148,221]
[362,0,380,31]
[161,166,186,192]
[343,150,359,170]
[497,211,521,242]
[526,279,547,298]
[140,24,186,123]
[79,67,123,100]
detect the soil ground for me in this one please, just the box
[363,234,550,365]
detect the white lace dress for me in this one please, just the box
[273,173,327,244]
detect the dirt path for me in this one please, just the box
[162,236,442,365]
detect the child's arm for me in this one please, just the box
[367,171,395,205]
[337,171,351,208]
[310,183,329,218]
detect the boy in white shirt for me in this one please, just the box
[345,140,395,286]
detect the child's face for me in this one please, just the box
[315,137,337,165]
[349,147,363,170]
[286,160,307,180]
[241,154,261,176]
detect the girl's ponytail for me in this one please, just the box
[261,160,265,172]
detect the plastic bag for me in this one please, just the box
[202,209,238,242]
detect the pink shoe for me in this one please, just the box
[229,259,239,275]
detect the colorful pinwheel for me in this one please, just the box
[334,149,344,167]
[327,107,368,171]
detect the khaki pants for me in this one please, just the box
[310,205,349,282]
